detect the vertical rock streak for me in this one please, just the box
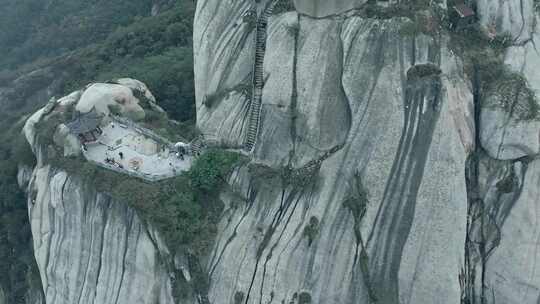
[368,75,443,303]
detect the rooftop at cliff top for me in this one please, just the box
[80,117,194,181]
[25,78,201,182]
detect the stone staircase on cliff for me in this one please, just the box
[243,2,276,153]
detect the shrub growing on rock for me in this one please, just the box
[189,150,241,192]
[298,291,312,304]
[406,63,442,80]
[302,216,320,246]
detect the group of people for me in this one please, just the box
[104,151,125,169]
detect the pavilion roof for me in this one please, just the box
[66,107,103,134]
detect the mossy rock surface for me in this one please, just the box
[298,291,312,304]
[406,63,442,81]
[483,71,540,121]
[302,216,320,246]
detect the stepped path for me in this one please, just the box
[243,1,276,152]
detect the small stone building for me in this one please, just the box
[66,108,104,144]
[450,3,476,29]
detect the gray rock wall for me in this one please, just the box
[195,1,476,303]
[24,165,175,304]
[473,3,540,303]
[195,1,540,304]
[483,159,540,304]
[476,0,540,161]
[476,0,535,43]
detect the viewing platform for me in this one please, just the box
[67,113,195,182]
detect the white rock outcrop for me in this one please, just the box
[25,167,175,304]
[76,79,164,121]
[20,79,178,304]
[481,107,540,160]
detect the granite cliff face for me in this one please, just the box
[194,0,540,304]
[10,1,540,304]
[21,167,175,304]
[19,80,178,304]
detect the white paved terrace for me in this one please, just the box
[83,121,193,181]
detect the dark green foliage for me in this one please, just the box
[12,137,37,168]
[0,0,155,70]
[273,0,296,14]
[483,70,539,121]
[343,174,369,242]
[144,109,166,123]
[62,104,75,122]
[343,188,368,225]
[467,47,539,121]
[342,174,377,302]
[189,150,242,193]
[0,69,17,86]
[407,63,442,80]
[450,25,512,55]
[298,291,312,304]
[234,291,245,304]
[0,116,40,303]
[242,11,257,30]
[4,2,197,123]
[34,114,64,147]
[302,216,320,246]
[107,104,122,116]
[496,172,516,194]
[59,4,196,122]
[447,21,539,121]
[131,89,153,110]
[280,163,319,189]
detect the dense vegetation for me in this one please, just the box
[0,0,155,70]
[0,115,38,303]
[59,3,197,121]
[447,21,539,120]
[1,1,196,123]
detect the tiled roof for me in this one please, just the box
[66,107,103,134]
